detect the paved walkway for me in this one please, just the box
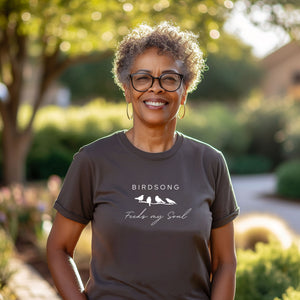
[232,174,300,235]
[8,258,61,300]
[8,174,300,299]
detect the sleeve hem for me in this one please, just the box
[54,201,90,225]
[211,207,240,229]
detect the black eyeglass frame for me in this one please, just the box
[129,72,184,92]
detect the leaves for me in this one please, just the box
[239,0,300,40]
[0,0,237,59]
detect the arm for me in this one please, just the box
[210,221,237,300]
[47,212,87,300]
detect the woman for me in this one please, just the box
[47,22,239,300]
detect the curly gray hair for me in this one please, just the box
[112,22,206,93]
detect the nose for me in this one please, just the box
[149,78,164,93]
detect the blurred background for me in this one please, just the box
[0,0,300,299]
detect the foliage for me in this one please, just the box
[240,0,300,40]
[178,102,250,156]
[26,99,130,179]
[281,103,300,160]
[276,159,300,199]
[239,96,288,168]
[59,56,124,102]
[0,228,14,290]
[274,287,300,300]
[228,154,272,174]
[236,242,300,300]
[0,176,61,242]
[0,286,17,300]
[191,34,262,101]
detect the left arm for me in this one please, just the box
[210,221,237,300]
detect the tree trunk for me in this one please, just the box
[2,122,32,184]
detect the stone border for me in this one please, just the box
[8,258,61,299]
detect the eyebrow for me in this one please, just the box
[134,69,180,74]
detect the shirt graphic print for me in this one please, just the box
[124,183,192,226]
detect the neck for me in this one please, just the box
[125,123,177,153]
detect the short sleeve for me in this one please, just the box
[211,153,239,229]
[54,148,95,224]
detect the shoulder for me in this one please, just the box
[70,131,124,167]
[180,133,228,175]
[79,131,122,155]
[181,133,222,159]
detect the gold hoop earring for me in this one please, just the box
[126,102,133,120]
[178,104,186,120]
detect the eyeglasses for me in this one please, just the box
[129,72,184,92]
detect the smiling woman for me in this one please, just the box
[47,22,239,300]
[121,47,188,135]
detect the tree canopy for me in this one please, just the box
[0,0,238,183]
[239,0,300,40]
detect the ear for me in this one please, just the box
[180,85,189,105]
[123,84,132,103]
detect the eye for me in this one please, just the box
[134,74,151,82]
[162,74,180,83]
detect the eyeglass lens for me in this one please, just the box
[131,73,182,92]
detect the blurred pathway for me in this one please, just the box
[232,174,300,235]
[8,258,61,300]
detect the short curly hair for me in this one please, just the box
[112,22,206,93]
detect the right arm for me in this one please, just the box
[47,212,87,300]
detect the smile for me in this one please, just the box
[144,100,168,107]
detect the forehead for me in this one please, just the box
[131,47,182,73]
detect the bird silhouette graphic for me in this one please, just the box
[135,195,144,202]
[146,196,152,206]
[155,195,166,204]
[134,195,177,206]
[165,198,177,205]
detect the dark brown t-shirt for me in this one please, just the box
[54,131,239,300]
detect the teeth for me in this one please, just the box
[145,101,165,106]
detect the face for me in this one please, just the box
[123,47,188,128]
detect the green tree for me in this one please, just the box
[0,0,239,184]
[192,33,262,101]
[240,0,300,40]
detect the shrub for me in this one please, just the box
[274,287,300,300]
[236,242,300,300]
[228,154,272,174]
[282,114,300,160]
[0,228,14,289]
[177,102,250,157]
[192,46,262,101]
[26,126,75,179]
[276,160,300,199]
[25,99,130,180]
[241,99,286,168]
